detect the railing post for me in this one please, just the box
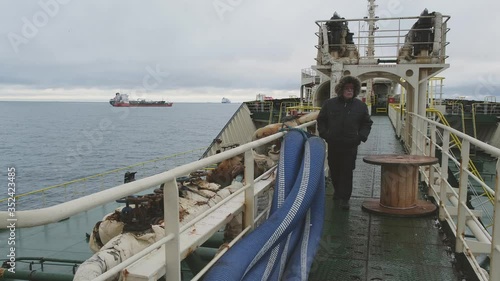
[422,117,426,155]
[456,140,470,253]
[490,159,500,280]
[164,179,181,281]
[410,113,417,154]
[244,150,255,230]
[396,104,401,139]
[414,114,423,155]
[432,13,443,60]
[397,18,401,51]
[429,122,436,157]
[414,115,420,154]
[418,116,424,155]
[428,122,436,192]
[439,131,450,222]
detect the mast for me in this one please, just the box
[365,0,377,111]
[367,0,377,59]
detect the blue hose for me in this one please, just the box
[255,136,325,281]
[282,174,325,280]
[259,173,325,281]
[204,130,325,281]
[270,130,306,214]
[243,130,308,280]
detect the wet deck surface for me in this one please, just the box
[309,116,463,281]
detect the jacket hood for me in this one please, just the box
[334,75,362,98]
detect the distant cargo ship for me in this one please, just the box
[109,93,173,107]
[221,97,231,103]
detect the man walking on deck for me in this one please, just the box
[317,75,373,210]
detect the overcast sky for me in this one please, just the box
[0,0,498,103]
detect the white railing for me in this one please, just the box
[0,148,207,210]
[315,13,450,63]
[388,105,500,280]
[0,121,317,281]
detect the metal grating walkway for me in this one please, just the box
[309,116,466,281]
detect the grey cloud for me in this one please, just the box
[0,0,499,101]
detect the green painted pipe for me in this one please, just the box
[196,247,218,261]
[200,231,224,248]
[183,247,219,275]
[0,268,73,281]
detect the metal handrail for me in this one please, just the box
[0,148,206,205]
[315,13,450,63]
[389,105,499,281]
[426,108,488,197]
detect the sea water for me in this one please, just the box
[0,101,241,209]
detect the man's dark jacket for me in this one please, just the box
[317,97,373,147]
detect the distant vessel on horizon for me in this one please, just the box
[110,93,173,107]
[221,97,231,103]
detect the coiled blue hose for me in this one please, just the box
[243,130,308,280]
[204,130,325,281]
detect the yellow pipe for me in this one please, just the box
[426,108,491,203]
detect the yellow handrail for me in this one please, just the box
[286,105,321,113]
[426,108,491,203]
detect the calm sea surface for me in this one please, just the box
[0,102,241,208]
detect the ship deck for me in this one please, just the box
[309,116,468,281]
[0,116,479,280]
